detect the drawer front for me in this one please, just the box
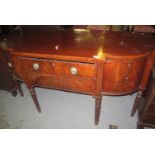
[19,58,96,78]
[53,61,96,78]
[19,58,54,74]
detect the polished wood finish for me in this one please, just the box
[3,29,155,125]
[102,57,147,95]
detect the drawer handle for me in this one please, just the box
[33,63,40,70]
[125,76,128,80]
[70,67,77,75]
[8,62,12,68]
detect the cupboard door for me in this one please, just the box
[102,59,146,95]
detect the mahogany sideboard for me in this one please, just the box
[2,29,155,125]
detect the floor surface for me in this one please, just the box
[0,84,138,129]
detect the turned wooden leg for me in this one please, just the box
[131,90,143,116]
[95,96,102,125]
[27,86,41,113]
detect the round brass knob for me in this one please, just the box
[125,76,128,80]
[70,67,77,75]
[33,63,40,70]
[8,62,12,68]
[55,45,59,50]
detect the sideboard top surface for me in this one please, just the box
[4,29,155,62]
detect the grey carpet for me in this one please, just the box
[0,84,138,129]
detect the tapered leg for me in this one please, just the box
[131,90,143,116]
[95,96,102,125]
[27,86,41,113]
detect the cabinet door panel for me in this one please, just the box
[102,59,146,94]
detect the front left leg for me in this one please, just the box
[27,86,41,113]
[95,96,102,125]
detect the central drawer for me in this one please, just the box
[19,57,96,78]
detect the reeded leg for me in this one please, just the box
[95,96,102,125]
[131,90,143,116]
[27,86,41,113]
